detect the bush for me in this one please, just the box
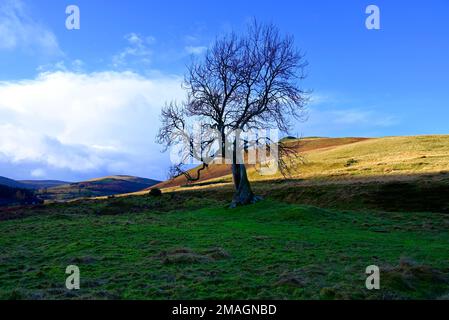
[149,188,162,197]
[345,158,359,167]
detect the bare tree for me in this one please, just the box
[157,21,308,207]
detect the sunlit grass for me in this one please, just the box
[1,196,448,300]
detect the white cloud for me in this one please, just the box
[185,45,208,55]
[112,33,155,67]
[31,168,45,178]
[36,59,85,73]
[0,0,61,55]
[0,71,184,179]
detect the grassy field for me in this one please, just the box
[1,135,449,300]
[1,193,449,300]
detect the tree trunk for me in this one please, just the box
[230,163,261,208]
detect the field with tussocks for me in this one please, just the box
[1,194,449,300]
[1,135,449,300]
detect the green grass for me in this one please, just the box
[1,195,448,300]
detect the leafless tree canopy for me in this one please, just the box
[157,21,309,206]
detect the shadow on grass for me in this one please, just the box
[174,171,449,213]
[2,172,449,220]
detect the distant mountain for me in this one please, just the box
[18,180,71,189]
[1,175,160,202]
[38,175,160,201]
[0,177,70,190]
[0,176,31,189]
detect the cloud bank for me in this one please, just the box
[0,71,184,180]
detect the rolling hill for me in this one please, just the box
[38,175,160,201]
[155,135,449,190]
[18,180,70,189]
[153,137,369,189]
[0,176,31,189]
[0,177,70,190]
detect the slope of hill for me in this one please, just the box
[247,134,449,182]
[145,135,449,214]
[154,137,369,189]
[156,135,449,190]
[0,177,70,190]
[18,180,70,189]
[0,176,31,189]
[39,175,160,201]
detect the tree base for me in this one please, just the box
[229,195,263,209]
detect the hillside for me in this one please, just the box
[39,175,160,201]
[263,135,449,181]
[0,177,70,190]
[18,180,70,189]
[144,135,449,214]
[0,176,31,190]
[156,135,449,190]
[153,137,369,189]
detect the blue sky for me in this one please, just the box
[0,0,448,181]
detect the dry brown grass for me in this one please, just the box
[156,135,449,191]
